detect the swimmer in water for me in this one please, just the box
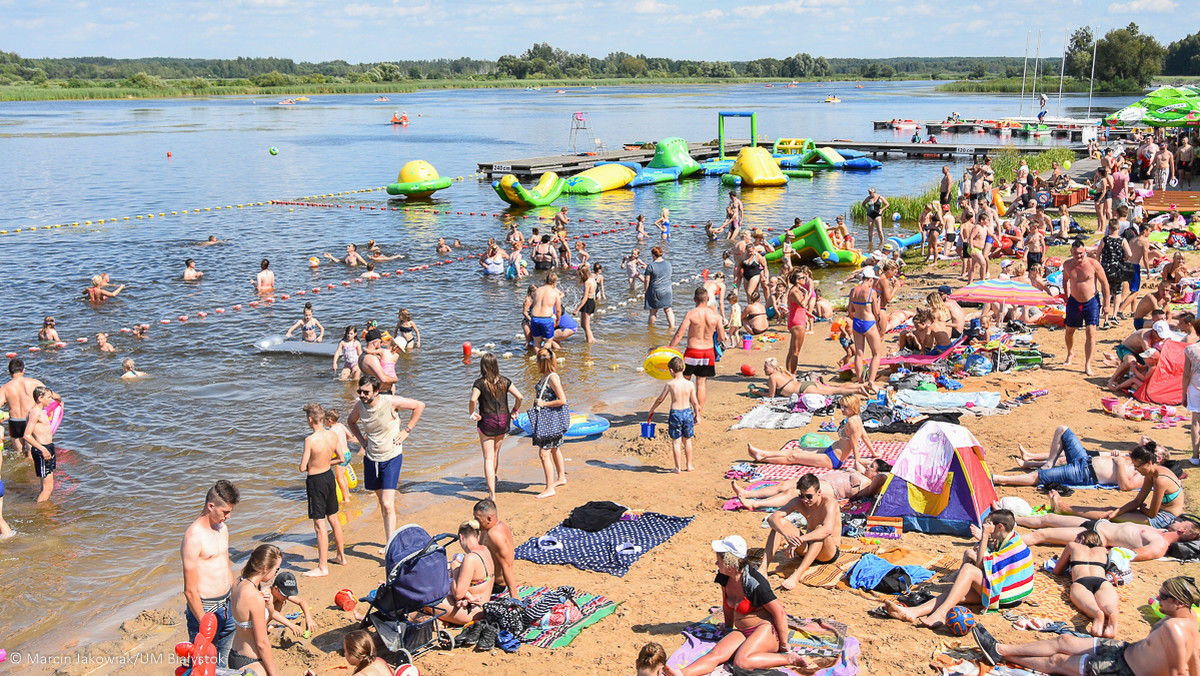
[256,259,275,292]
[84,275,124,302]
[38,317,60,343]
[196,235,225,246]
[453,239,464,248]
[131,324,148,339]
[554,206,570,232]
[121,358,147,379]
[574,241,590,269]
[332,326,362,381]
[653,208,670,241]
[635,214,647,239]
[361,262,381,280]
[286,302,324,343]
[183,258,203,281]
[96,332,115,353]
[436,238,452,255]
[576,266,598,343]
[324,244,368,267]
[394,309,420,352]
[592,262,606,301]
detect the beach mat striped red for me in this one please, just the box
[734,440,907,482]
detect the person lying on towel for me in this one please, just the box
[880,509,1033,629]
[730,459,892,509]
[1015,512,1199,561]
[757,474,843,591]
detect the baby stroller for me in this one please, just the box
[362,524,457,664]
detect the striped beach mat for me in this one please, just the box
[728,440,907,482]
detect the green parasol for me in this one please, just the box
[1104,86,1200,128]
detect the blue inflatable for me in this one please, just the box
[512,410,610,438]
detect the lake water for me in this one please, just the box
[0,81,1130,652]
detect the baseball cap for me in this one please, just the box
[274,571,299,598]
[365,328,383,342]
[938,284,952,295]
[941,204,950,211]
[1152,320,1176,339]
[712,535,748,559]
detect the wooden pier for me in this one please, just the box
[872,118,1096,142]
[478,139,1086,179]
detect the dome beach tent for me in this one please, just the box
[869,421,998,537]
[1133,339,1186,405]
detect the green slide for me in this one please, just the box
[646,137,701,177]
[763,217,862,266]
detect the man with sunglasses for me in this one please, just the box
[347,374,424,549]
[974,575,1200,674]
[758,474,842,591]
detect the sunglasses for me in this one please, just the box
[357,388,373,395]
[799,492,817,501]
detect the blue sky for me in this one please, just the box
[2,0,1194,62]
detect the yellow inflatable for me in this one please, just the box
[642,347,683,380]
[727,147,787,187]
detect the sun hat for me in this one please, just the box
[861,267,878,279]
[712,535,748,558]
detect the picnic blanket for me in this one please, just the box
[514,511,692,577]
[669,613,861,676]
[922,552,963,580]
[727,440,907,482]
[731,402,813,430]
[1022,570,1135,624]
[515,585,619,648]
[895,390,1003,409]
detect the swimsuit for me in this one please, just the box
[581,298,596,314]
[683,347,717,378]
[1065,295,1101,329]
[7,418,26,439]
[341,342,360,370]
[787,299,808,329]
[823,445,847,470]
[814,547,841,565]
[530,316,556,340]
[668,408,695,439]
[1115,344,1144,365]
[33,443,57,477]
[1081,638,1135,676]
[850,289,876,334]
[305,469,339,520]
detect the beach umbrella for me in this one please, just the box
[1104,86,1200,128]
[948,278,1062,306]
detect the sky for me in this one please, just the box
[2,0,1194,63]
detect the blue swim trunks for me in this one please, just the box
[1150,511,1177,529]
[364,454,403,492]
[0,478,4,499]
[530,316,556,340]
[556,312,578,332]
[668,408,695,439]
[1065,295,1101,328]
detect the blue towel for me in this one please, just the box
[514,512,693,577]
[847,554,934,591]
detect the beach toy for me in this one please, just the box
[309,257,319,267]
[269,146,278,155]
[386,160,452,198]
[740,364,757,377]
[1148,599,1200,626]
[45,400,64,434]
[335,588,357,612]
[742,334,753,350]
[945,606,975,636]
[642,347,683,380]
[892,212,901,222]
[512,410,610,438]
[1101,396,1119,414]
[641,422,657,438]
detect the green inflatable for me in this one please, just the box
[764,217,862,266]
[493,172,566,207]
[647,137,701,177]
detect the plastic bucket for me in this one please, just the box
[742,334,753,350]
[640,422,656,438]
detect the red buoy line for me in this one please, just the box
[2,226,631,359]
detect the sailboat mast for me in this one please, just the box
[1058,28,1068,119]
[1019,30,1030,117]
[1031,30,1042,118]
[1087,27,1099,120]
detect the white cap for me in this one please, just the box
[861,267,877,279]
[712,534,748,559]
[1152,320,1176,340]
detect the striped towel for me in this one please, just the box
[865,515,903,539]
[730,440,907,481]
[982,532,1035,611]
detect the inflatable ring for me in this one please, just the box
[46,400,64,434]
[642,347,683,380]
[512,410,610,438]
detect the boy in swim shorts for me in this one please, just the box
[23,386,57,503]
[647,357,699,473]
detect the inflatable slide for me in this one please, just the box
[764,217,862,266]
[721,147,788,187]
[493,172,566,207]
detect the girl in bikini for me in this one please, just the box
[393,309,420,352]
[747,396,871,472]
[1048,442,1185,530]
[285,302,324,343]
[848,270,883,388]
[435,520,495,625]
[1052,529,1119,638]
[228,544,284,674]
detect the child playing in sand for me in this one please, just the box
[120,358,146,379]
[834,318,856,368]
[324,408,353,502]
[636,643,668,676]
[654,208,671,241]
[647,357,700,473]
[271,571,315,638]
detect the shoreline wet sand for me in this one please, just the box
[46,255,1200,676]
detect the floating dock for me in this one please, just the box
[478,139,1085,178]
[873,118,1096,141]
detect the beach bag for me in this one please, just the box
[965,353,993,376]
[536,600,583,630]
[483,596,527,635]
[529,377,570,446]
[874,568,913,595]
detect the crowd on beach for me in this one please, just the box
[3,127,1200,676]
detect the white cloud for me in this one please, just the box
[12,18,45,29]
[1108,0,1177,12]
[735,0,847,20]
[700,8,724,19]
[343,2,434,18]
[633,0,676,12]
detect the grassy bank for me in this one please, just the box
[848,147,1077,222]
[936,76,1107,94]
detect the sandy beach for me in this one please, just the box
[43,250,1197,676]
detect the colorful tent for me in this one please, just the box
[870,421,997,536]
[1133,339,1186,405]
[1104,87,1200,128]
[948,279,1062,306]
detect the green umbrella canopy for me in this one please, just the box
[1105,86,1200,127]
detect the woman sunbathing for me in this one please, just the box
[665,536,817,675]
[1044,442,1186,529]
[731,460,892,509]
[992,426,1159,491]
[433,520,494,625]
[757,358,869,398]
[746,395,871,472]
[1051,529,1119,638]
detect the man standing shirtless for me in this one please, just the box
[668,287,726,410]
[180,480,240,668]
[1153,142,1176,190]
[0,358,57,462]
[528,272,563,350]
[357,329,394,394]
[1063,239,1111,375]
[759,474,842,591]
[1015,513,1199,561]
[473,498,518,598]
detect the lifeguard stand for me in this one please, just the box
[568,111,604,154]
[717,111,758,160]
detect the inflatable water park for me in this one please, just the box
[386,160,452,198]
[490,111,882,207]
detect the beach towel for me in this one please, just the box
[727,440,907,482]
[895,390,1003,409]
[758,544,894,588]
[981,532,1035,611]
[722,480,780,511]
[514,511,692,577]
[846,554,934,591]
[731,404,813,430]
[922,552,962,579]
[864,515,904,539]
[670,614,861,676]
[515,585,618,648]
[1021,570,1135,624]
